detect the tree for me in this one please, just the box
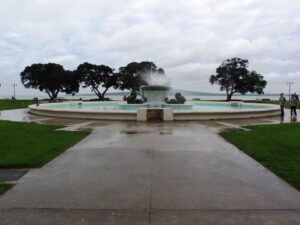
[118,61,165,95]
[63,70,81,95]
[209,58,267,101]
[75,62,118,100]
[20,63,80,100]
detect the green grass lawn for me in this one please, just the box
[0,99,36,110]
[221,123,300,190]
[0,120,90,168]
[0,183,14,195]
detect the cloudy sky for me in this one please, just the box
[0,0,300,97]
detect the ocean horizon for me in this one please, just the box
[0,93,282,101]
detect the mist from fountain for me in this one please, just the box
[139,72,192,109]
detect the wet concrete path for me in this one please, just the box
[0,121,300,224]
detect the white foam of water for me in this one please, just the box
[145,72,171,86]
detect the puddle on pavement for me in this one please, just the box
[159,131,173,135]
[120,129,156,135]
[121,127,170,135]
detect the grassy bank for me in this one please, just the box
[0,99,35,110]
[221,123,300,190]
[0,120,90,168]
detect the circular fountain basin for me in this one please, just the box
[29,101,280,121]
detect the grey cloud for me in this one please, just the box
[0,0,300,96]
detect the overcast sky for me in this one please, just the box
[0,0,300,97]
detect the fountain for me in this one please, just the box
[141,85,170,106]
[117,85,192,120]
[28,75,280,121]
[138,85,171,121]
[29,96,280,121]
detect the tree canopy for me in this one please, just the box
[118,61,165,95]
[209,58,267,101]
[20,63,79,99]
[75,62,118,100]
[20,61,167,100]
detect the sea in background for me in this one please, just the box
[0,93,281,101]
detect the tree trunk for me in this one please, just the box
[99,93,105,100]
[45,89,55,100]
[100,88,109,100]
[93,88,103,100]
[226,93,233,101]
[45,90,52,100]
[52,91,58,100]
[96,93,103,100]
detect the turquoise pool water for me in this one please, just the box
[40,101,274,112]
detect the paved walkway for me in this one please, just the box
[0,121,300,224]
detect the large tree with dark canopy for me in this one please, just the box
[118,61,165,95]
[75,62,118,100]
[20,63,80,100]
[209,58,267,101]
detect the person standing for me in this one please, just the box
[279,93,286,117]
[290,94,298,117]
[294,92,299,109]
